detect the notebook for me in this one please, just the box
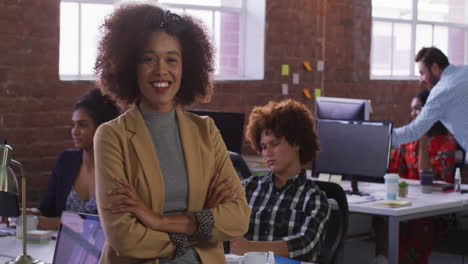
[374,200,412,208]
[52,211,105,264]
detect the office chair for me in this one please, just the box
[224,151,251,254]
[454,140,466,171]
[229,151,251,179]
[314,181,349,264]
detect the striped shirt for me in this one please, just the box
[392,64,468,151]
[242,170,330,262]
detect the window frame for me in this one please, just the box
[59,0,265,81]
[370,0,468,80]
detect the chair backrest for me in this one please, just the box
[314,180,349,264]
[229,151,251,179]
[454,140,466,171]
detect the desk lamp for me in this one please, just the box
[0,144,43,264]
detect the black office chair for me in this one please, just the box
[455,140,466,171]
[229,151,251,180]
[314,181,349,264]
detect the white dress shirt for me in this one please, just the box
[392,64,468,151]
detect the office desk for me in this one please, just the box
[0,235,56,264]
[0,235,310,264]
[342,181,468,264]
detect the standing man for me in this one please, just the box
[392,47,468,151]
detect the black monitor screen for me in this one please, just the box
[316,97,367,121]
[314,119,392,180]
[187,110,245,154]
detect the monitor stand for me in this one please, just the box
[345,177,369,196]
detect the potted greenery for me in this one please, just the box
[398,181,408,198]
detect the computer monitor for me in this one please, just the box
[314,119,392,195]
[187,110,245,154]
[315,97,371,121]
[53,211,105,264]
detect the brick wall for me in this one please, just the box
[0,0,421,204]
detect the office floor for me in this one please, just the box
[342,236,468,264]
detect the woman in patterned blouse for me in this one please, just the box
[389,89,456,183]
[374,89,456,264]
[27,88,120,230]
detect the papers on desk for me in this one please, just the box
[346,194,382,204]
[374,200,412,208]
[226,253,317,264]
[0,223,15,237]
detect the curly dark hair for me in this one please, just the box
[94,3,214,106]
[73,88,120,127]
[245,99,320,165]
[414,89,448,137]
[415,47,449,71]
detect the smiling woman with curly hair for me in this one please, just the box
[93,3,250,264]
[95,3,214,106]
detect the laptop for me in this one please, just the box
[52,211,105,264]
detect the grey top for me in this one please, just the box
[139,105,200,264]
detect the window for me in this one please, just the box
[59,0,265,81]
[371,0,468,79]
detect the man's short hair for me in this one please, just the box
[415,47,449,70]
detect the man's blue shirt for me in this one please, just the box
[392,64,468,151]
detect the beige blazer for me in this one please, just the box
[94,106,251,264]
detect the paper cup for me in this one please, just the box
[243,252,268,264]
[384,173,399,200]
[16,214,38,238]
[419,169,433,194]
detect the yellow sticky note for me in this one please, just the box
[330,174,342,185]
[303,61,312,71]
[318,173,330,182]
[314,88,321,98]
[303,88,311,99]
[281,64,289,76]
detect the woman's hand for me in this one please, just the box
[230,237,251,255]
[204,173,238,209]
[20,208,42,216]
[37,216,60,230]
[418,134,432,171]
[106,177,161,230]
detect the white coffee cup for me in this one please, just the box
[16,214,38,238]
[243,252,268,264]
[384,173,399,200]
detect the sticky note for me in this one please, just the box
[292,73,300,84]
[317,60,324,71]
[318,173,330,182]
[303,88,311,99]
[330,174,342,184]
[303,61,312,71]
[282,84,288,95]
[314,88,321,98]
[281,64,289,76]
